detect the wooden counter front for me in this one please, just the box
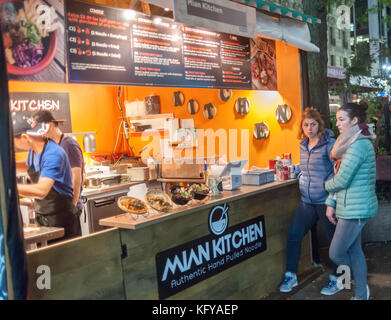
[26,180,312,300]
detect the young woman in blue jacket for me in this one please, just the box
[325,101,377,300]
[280,107,341,295]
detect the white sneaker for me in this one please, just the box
[320,274,344,296]
[279,272,298,293]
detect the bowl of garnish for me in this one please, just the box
[170,185,192,205]
[1,0,63,75]
[189,183,210,200]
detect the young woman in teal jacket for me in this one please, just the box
[325,101,377,300]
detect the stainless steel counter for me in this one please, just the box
[81,182,144,197]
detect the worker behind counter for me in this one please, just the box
[12,112,81,240]
[33,110,84,215]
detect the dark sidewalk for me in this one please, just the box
[265,242,391,300]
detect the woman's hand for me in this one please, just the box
[326,206,337,225]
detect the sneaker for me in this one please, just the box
[320,274,344,296]
[279,272,298,293]
[351,285,370,300]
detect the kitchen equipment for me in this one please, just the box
[80,188,129,235]
[83,134,97,153]
[17,173,30,184]
[127,167,149,181]
[90,155,111,166]
[85,177,101,188]
[161,157,205,179]
[219,160,248,191]
[101,175,121,185]
[242,168,275,185]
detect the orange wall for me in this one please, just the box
[10,41,303,168]
[123,41,303,168]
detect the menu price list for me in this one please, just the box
[131,16,184,85]
[65,0,256,89]
[182,26,221,87]
[66,0,133,84]
[220,33,251,88]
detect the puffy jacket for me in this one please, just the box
[298,129,335,204]
[325,138,378,219]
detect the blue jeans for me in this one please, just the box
[286,200,337,274]
[329,218,368,299]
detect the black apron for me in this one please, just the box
[27,140,81,240]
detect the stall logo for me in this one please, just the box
[155,207,267,299]
[208,203,229,236]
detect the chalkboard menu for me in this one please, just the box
[65,0,268,90]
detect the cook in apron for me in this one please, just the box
[27,141,81,240]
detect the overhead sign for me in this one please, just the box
[155,203,267,299]
[9,92,72,133]
[173,0,257,39]
[65,0,255,89]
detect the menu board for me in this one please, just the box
[220,33,251,88]
[65,0,133,84]
[65,0,270,90]
[182,26,221,87]
[131,15,183,86]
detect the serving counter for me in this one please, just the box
[25,179,313,300]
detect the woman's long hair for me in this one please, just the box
[298,107,325,140]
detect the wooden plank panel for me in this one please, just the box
[27,228,125,300]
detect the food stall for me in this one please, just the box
[1,0,321,299]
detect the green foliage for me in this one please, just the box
[329,111,340,138]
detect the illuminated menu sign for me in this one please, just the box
[65,0,261,90]
[65,0,133,84]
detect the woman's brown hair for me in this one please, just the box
[298,107,325,140]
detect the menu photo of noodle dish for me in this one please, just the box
[250,37,277,91]
[0,0,65,82]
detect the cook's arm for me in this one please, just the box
[17,177,54,200]
[71,167,82,206]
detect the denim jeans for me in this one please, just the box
[286,200,337,274]
[329,218,368,299]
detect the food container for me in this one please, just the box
[161,157,204,179]
[242,169,275,185]
[170,185,192,205]
[127,167,149,181]
[117,196,148,214]
[208,176,223,195]
[269,159,277,172]
[145,189,173,212]
[283,166,289,180]
[85,177,101,188]
[189,183,210,200]
[289,165,296,179]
